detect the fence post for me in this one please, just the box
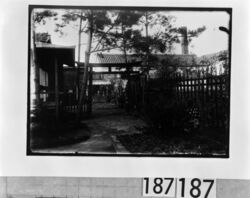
[215,77,219,127]
[201,77,206,128]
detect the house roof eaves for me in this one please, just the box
[35,42,75,49]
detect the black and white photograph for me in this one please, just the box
[27,6,231,157]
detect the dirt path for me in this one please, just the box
[34,103,146,154]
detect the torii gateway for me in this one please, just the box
[74,53,148,116]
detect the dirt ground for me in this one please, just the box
[33,102,227,157]
[33,102,146,154]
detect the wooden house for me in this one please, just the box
[34,42,75,118]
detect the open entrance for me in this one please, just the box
[74,54,145,118]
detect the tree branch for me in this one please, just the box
[80,22,88,32]
[92,24,116,52]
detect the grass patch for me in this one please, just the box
[117,127,228,156]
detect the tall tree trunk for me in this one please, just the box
[31,11,40,110]
[76,11,93,124]
[145,11,150,75]
[121,23,129,79]
[121,24,128,64]
[76,11,83,100]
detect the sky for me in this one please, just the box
[35,9,230,59]
[169,11,230,56]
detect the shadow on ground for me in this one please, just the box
[32,102,145,154]
[31,102,227,157]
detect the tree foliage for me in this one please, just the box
[91,10,142,54]
[139,12,180,50]
[33,9,58,25]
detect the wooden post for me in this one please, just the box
[200,78,204,128]
[55,57,59,121]
[193,79,196,102]
[219,77,223,127]
[215,77,218,126]
[186,74,190,99]
[142,75,146,108]
[190,78,193,101]
[183,78,186,99]
[87,64,93,115]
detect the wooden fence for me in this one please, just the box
[173,74,229,128]
[127,73,230,129]
[61,91,87,117]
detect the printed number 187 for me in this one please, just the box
[143,178,175,197]
[177,178,216,198]
[143,178,216,198]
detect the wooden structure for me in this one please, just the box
[34,49,227,123]
[128,71,230,129]
[72,53,146,115]
[173,74,229,128]
[66,53,201,117]
[35,43,75,120]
